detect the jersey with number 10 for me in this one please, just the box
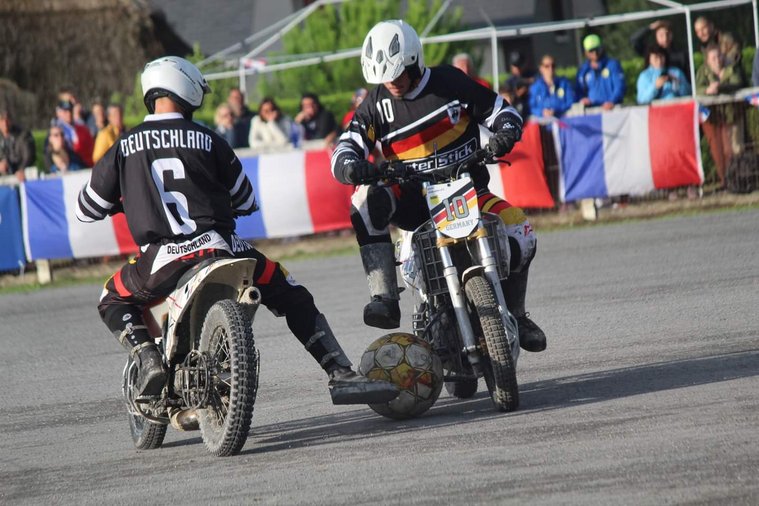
[76,112,257,246]
[331,65,521,182]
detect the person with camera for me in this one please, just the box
[636,46,691,104]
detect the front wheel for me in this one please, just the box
[197,300,259,457]
[464,276,519,412]
[123,358,167,450]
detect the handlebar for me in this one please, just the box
[375,145,499,185]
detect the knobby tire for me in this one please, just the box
[464,275,519,412]
[197,300,258,457]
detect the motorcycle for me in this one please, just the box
[122,257,261,456]
[388,147,520,412]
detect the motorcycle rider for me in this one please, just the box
[77,56,397,417]
[330,20,547,352]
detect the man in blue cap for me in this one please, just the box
[575,34,626,110]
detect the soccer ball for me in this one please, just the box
[359,332,443,419]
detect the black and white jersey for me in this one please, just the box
[76,112,257,246]
[331,65,522,184]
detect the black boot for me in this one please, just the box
[306,314,399,404]
[515,313,547,352]
[502,269,547,352]
[327,365,400,405]
[360,243,401,329]
[132,342,167,398]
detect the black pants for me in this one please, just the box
[98,231,334,368]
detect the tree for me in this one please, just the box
[257,0,465,99]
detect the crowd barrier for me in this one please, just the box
[1,99,714,269]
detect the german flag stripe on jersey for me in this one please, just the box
[383,112,471,161]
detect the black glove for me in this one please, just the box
[488,121,522,157]
[345,159,379,185]
[107,200,124,216]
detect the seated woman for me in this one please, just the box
[45,126,84,174]
[637,46,691,104]
[248,97,294,151]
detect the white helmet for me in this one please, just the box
[141,56,211,114]
[361,20,425,84]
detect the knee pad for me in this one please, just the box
[350,185,396,236]
[503,221,536,273]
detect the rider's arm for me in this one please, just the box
[75,140,122,222]
[449,66,523,135]
[330,104,375,185]
[214,133,258,216]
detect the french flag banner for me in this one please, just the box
[554,101,703,201]
[21,171,138,261]
[234,149,354,239]
[487,121,555,208]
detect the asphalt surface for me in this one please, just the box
[1,209,758,505]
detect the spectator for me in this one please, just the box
[0,109,36,183]
[92,104,126,163]
[45,126,84,174]
[52,99,94,167]
[630,19,690,81]
[249,97,294,151]
[529,54,575,118]
[451,52,491,89]
[213,103,236,147]
[752,50,759,87]
[697,44,747,189]
[341,88,368,129]
[227,87,254,148]
[576,34,626,110]
[696,44,747,96]
[636,46,691,104]
[504,51,534,117]
[58,87,91,128]
[294,93,339,146]
[87,101,107,138]
[694,16,741,66]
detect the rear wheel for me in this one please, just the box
[464,276,519,412]
[197,300,258,457]
[123,358,167,450]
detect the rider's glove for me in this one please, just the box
[344,159,379,185]
[488,120,522,157]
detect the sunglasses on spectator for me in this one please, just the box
[541,62,555,68]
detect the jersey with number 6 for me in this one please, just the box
[331,65,522,184]
[76,112,257,246]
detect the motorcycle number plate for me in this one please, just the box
[425,177,479,238]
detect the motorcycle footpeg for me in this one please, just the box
[329,381,400,405]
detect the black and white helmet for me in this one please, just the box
[141,56,211,114]
[361,20,425,84]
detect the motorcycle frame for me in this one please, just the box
[123,257,262,422]
[414,176,520,374]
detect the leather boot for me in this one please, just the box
[502,269,547,352]
[306,314,399,404]
[360,243,401,329]
[131,342,168,397]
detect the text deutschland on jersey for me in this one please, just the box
[120,129,213,157]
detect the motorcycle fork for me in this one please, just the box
[437,232,482,371]
[476,229,520,363]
